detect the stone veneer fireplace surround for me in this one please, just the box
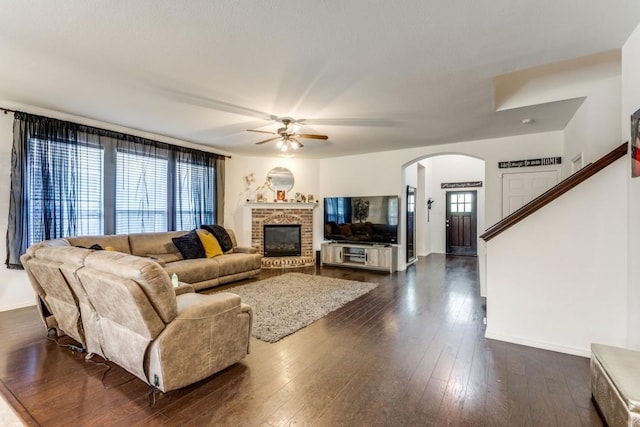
[250,203,316,268]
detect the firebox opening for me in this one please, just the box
[263,224,302,257]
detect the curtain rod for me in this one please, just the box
[0,107,231,159]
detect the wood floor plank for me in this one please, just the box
[0,255,606,427]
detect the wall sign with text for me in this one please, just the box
[440,181,483,189]
[498,157,562,169]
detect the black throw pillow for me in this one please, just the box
[200,224,233,252]
[172,229,206,259]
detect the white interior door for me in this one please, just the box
[502,170,559,218]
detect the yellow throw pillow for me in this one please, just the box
[196,229,223,258]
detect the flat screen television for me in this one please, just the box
[323,195,399,244]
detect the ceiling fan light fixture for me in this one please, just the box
[249,117,328,152]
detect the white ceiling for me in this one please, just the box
[0,1,639,158]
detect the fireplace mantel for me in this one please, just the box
[246,202,318,210]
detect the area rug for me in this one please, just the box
[221,273,377,343]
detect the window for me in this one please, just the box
[116,150,168,234]
[176,160,215,229]
[6,112,225,269]
[27,137,104,244]
[450,193,473,213]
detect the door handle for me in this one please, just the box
[446,219,450,228]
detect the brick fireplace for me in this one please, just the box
[251,204,315,268]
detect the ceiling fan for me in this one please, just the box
[247,117,328,152]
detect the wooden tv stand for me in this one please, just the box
[320,242,397,273]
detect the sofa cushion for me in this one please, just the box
[164,259,221,284]
[215,253,263,277]
[68,234,131,254]
[196,229,223,258]
[147,253,183,263]
[226,229,238,248]
[128,231,186,257]
[172,230,206,259]
[83,251,178,324]
[35,246,93,268]
[200,224,233,252]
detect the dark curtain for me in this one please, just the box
[6,113,104,268]
[6,112,226,269]
[174,148,217,230]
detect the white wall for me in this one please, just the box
[485,158,628,356]
[495,50,622,174]
[561,73,621,171]
[416,164,427,256]
[563,101,588,176]
[622,23,640,349]
[419,155,485,255]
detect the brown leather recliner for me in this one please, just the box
[76,250,252,392]
[20,244,94,352]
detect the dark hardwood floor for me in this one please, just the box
[0,254,603,426]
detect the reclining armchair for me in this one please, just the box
[20,244,94,352]
[76,250,252,392]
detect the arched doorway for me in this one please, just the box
[403,153,485,260]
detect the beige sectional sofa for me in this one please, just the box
[21,228,260,392]
[22,245,253,392]
[53,228,262,291]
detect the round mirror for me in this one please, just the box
[266,167,294,191]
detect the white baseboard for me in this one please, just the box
[0,300,35,313]
[484,329,591,358]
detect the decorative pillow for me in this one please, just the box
[89,244,104,250]
[196,229,223,258]
[171,230,206,259]
[200,224,233,252]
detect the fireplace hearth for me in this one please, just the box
[264,224,301,257]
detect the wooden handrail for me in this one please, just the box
[480,142,628,241]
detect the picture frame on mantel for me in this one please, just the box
[276,189,286,202]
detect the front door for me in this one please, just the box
[446,191,477,256]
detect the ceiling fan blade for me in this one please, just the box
[298,134,329,140]
[255,136,282,145]
[303,118,401,127]
[247,129,276,135]
[160,88,277,121]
